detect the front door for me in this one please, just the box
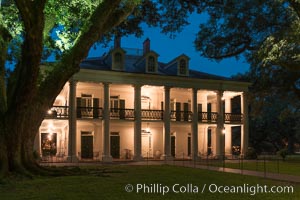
[142,133,152,158]
[171,135,176,157]
[81,135,93,159]
[187,136,191,156]
[207,129,212,155]
[110,135,120,158]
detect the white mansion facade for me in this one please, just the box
[35,38,250,162]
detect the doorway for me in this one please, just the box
[207,129,212,155]
[142,133,152,158]
[171,135,176,157]
[110,134,120,158]
[41,133,57,157]
[81,134,93,159]
[187,135,191,157]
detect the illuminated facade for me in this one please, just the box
[35,38,250,162]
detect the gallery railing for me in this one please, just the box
[170,110,193,122]
[77,107,103,119]
[198,112,218,123]
[47,106,244,124]
[46,106,69,119]
[224,113,243,123]
[110,108,135,120]
[141,109,164,120]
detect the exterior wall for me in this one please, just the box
[142,122,164,158]
[110,121,134,159]
[77,121,103,157]
[170,123,191,158]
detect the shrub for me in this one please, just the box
[277,148,288,161]
[245,147,257,159]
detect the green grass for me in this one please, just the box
[0,165,298,200]
[223,160,300,176]
[194,158,300,176]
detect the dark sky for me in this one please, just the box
[89,14,250,78]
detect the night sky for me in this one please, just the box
[89,13,250,78]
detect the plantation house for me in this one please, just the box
[35,38,250,162]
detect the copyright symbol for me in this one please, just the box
[125,184,134,192]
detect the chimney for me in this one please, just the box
[143,38,150,55]
[114,35,121,49]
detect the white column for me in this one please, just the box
[102,82,112,162]
[133,84,143,161]
[68,79,77,162]
[198,92,207,155]
[224,126,232,155]
[216,90,224,158]
[202,94,208,112]
[192,88,199,160]
[241,92,249,156]
[162,86,173,160]
[224,97,232,155]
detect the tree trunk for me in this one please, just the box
[0,129,8,177]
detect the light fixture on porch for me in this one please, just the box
[47,109,53,114]
[222,127,226,134]
[47,133,53,141]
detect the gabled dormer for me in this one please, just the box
[111,48,126,71]
[109,36,126,71]
[176,54,190,76]
[134,38,159,73]
[145,51,159,73]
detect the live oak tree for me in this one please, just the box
[195,0,300,154]
[0,0,199,176]
[233,65,300,154]
[0,0,140,177]
[195,0,300,71]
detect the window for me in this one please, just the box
[115,52,122,63]
[110,96,119,116]
[113,52,123,70]
[179,59,187,75]
[81,94,92,117]
[148,56,155,72]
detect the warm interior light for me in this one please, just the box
[47,134,52,141]
[47,110,52,114]
[146,123,150,133]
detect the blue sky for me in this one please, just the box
[89,14,250,78]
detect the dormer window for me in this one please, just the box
[179,59,187,75]
[115,52,122,63]
[148,56,155,72]
[144,52,158,73]
[177,55,189,76]
[112,48,125,71]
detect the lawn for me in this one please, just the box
[0,165,298,200]
[192,157,300,176]
[223,160,300,176]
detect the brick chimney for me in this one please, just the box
[114,35,121,49]
[143,38,150,55]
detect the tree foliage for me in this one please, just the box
[195,0,300,70]
[233,64,300,153]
